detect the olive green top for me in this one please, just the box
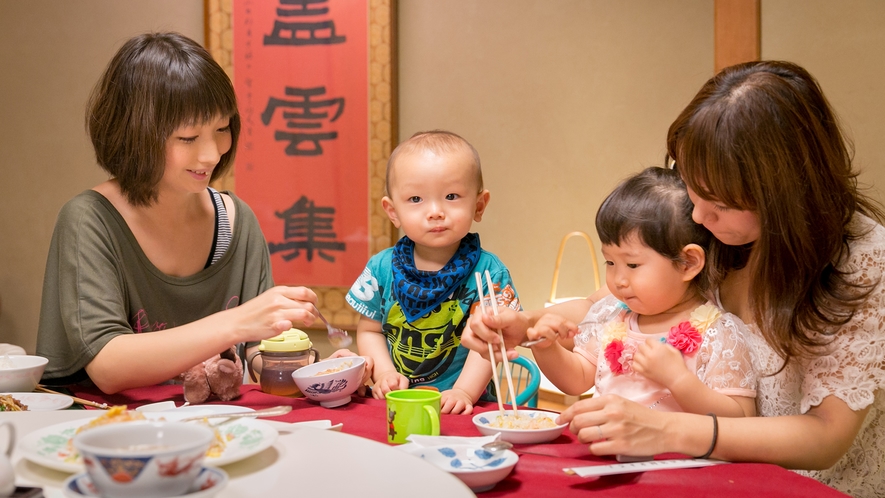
[36,190,274,384]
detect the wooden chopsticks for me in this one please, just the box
[475,271,519,416]
[36,385,108,409]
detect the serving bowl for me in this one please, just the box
[73,421,214,498]
[291,356,366,408]
[0,355,48,392]
[472,409,568,444]
[402,443,518,492]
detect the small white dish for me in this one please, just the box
[135,401,180,412]
[1,392,73,411]
[141,405,254,421]
[62,466,228,498]
[472,409,568,444]
[263,419,344,433]
[400,443,518,492]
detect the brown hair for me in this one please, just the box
[667,60,883,362]
[87,32,240,206]
[386,130,483,195]
[596,166,718,296]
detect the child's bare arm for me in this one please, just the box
[531,338,597,396]
[632,338,755,417]
[442,350,494,415]
[355,315,407,399]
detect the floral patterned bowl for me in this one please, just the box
[291,356,366,408]
[72,421,213,498]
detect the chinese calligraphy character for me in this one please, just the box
[268,196,346,262]
[262,86,344,156]
[264,0,346,46]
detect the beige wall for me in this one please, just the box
[1,1,883,354]
[398,0,714,312]
[762,0,885,205]
[0,1,204,352]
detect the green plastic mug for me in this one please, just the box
[385,389,441,444]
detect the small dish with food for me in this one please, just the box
[472,409,568,444]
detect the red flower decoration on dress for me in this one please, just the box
[604,339,626,374]
[667,321,702,354]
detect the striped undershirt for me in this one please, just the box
[205,187,232,268]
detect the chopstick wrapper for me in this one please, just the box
[564,458,726,478]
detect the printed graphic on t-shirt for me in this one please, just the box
[384,299,465,384]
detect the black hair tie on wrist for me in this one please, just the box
[696,413,718,459]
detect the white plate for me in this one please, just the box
[62,466,228,498]
[1,392,73,411]
[142,404,254,420]
[18,413,277,473]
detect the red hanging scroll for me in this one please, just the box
[234,0,369,288]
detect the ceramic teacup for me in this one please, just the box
[73,421,213,498]
[385,389,441,444]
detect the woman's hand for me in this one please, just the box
[231,286,318,341]
[461,308,529,362]
[558,394,683,457]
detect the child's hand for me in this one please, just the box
[440,388,474,415]
[632,338,691,388]
[327,349,374,397]
[371,370,408,399]
[526,313,578,349]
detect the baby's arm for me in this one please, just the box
[632,339,755,417]
[355,315,408,399]
[441,350,493,415]
[530,316,597,395]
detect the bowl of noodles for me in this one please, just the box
[0,355,48,392]
[472,409,568,444]
[291,356,366,408]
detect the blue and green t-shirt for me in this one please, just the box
[346,235,520,394]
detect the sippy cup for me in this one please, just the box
[248,329,320,396]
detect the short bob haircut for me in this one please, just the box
[667,60,883,361]
[385,130,483,195]
[596,166,717,295]
[87,32,240,206]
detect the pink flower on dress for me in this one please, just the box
[668,321,702,354]
[605,339,626,374]
[619,341,637,374]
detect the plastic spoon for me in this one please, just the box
[315,306,352,348]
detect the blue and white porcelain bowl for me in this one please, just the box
[292,356,366,408]
[402,443,518,492]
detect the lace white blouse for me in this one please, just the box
[742,214,885,497]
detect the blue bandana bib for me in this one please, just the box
[390,233,481,323]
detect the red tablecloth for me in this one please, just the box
[69,384,847,497]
